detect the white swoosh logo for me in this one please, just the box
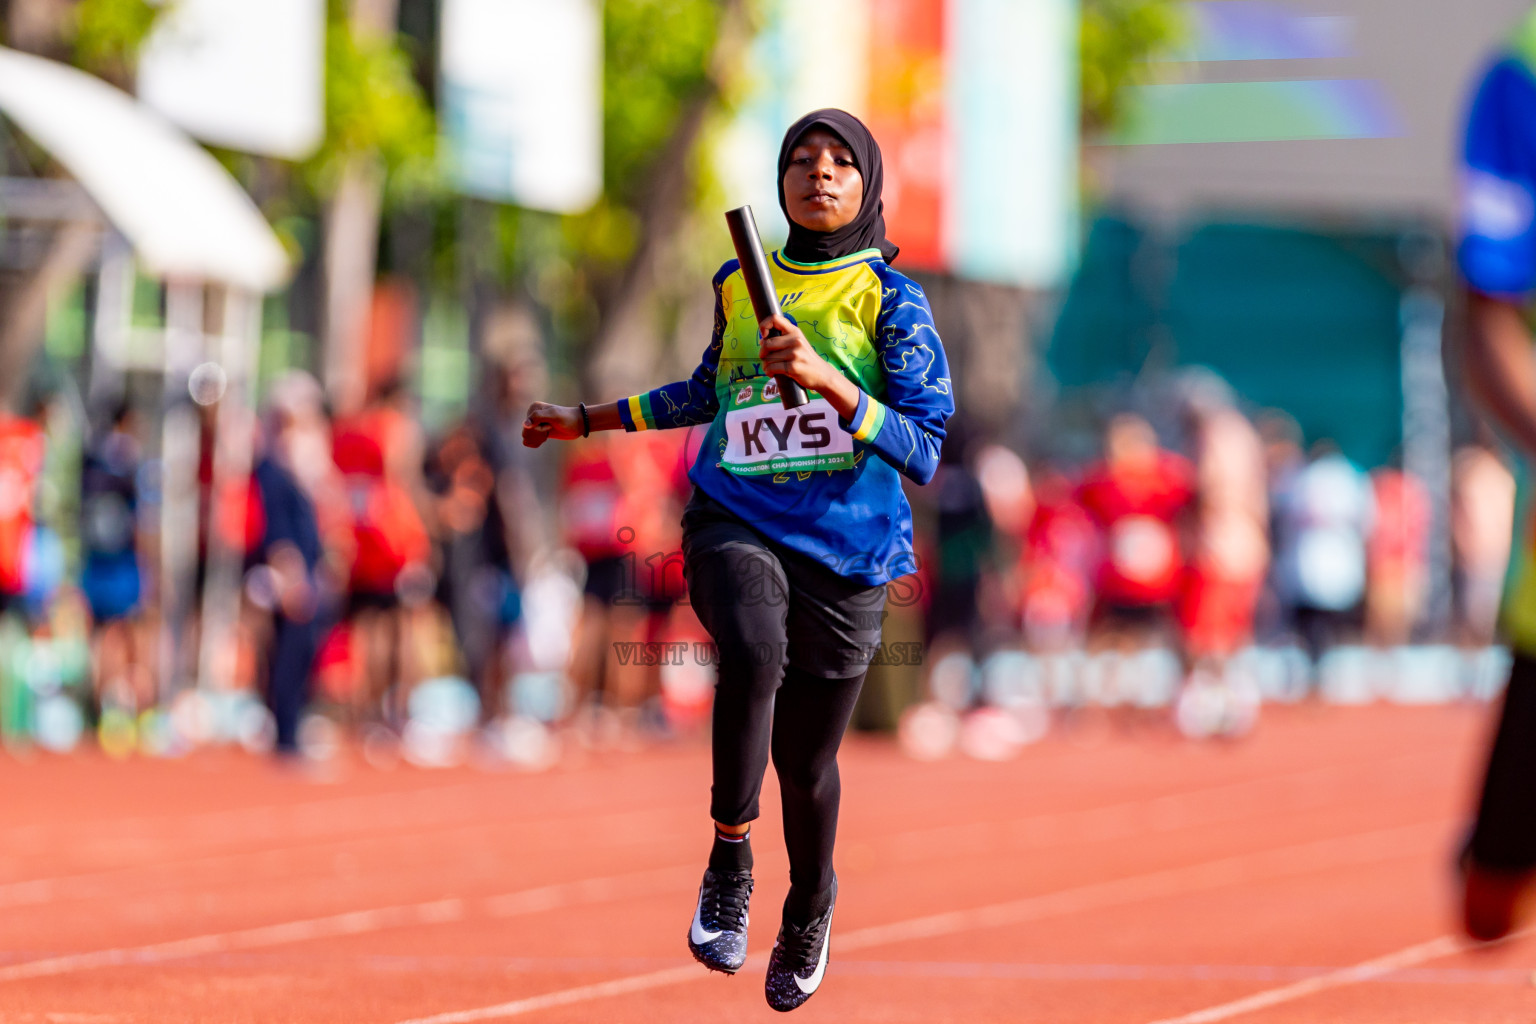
[690,893,721,946]
[793,916,831,995]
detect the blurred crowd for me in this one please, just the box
[927,397,1514,663]
[0,361,707,764]
[906,374,1515,749]
[0,362,1517,763]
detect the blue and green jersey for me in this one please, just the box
[618,248,954,585]
[1460,10,1536,652]
[1461,12,1536,300]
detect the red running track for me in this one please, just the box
[0,703,1530,1023]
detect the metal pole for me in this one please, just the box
[1400,286,1452,636]
[87,232,133,412]
[196,289,262,695]
[158,280,204,706]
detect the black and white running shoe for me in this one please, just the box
[687,868,753,973]
[764,877,836,1012]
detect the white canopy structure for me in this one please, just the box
[0,47,294,701]
[0,46,290,291]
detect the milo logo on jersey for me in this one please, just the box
[721,376,854,476]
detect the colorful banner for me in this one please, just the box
[715,0,1078,287]
[948,0,1079,285]
[137,0,325,160]
[866,0,948,270]
[440,0,602,213]
[713,0,871,250]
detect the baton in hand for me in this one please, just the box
[725,205,808,409]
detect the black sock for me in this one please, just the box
[784,879,834,922]
[709,826,753,874]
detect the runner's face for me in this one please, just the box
[782,129,864,233]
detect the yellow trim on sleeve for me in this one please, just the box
[852,399,881,441]
[627,394,649,430]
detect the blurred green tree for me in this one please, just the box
[472,0,747,399]
[303,0,437,203]
[0,0,168,410]
[69,0,161,85]
[576,0,746,395]
[15,0,1190,411]
[307,0,438,413]
[1080,0,1188,138]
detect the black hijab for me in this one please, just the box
[776,108,899,265]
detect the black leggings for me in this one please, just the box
[1470,651,1536,870]
[717,664,863,897]
[683,494,884,899]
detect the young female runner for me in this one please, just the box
[523,108,953,1011]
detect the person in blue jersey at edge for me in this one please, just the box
[1457,6,1536,943]
[524,109,953,1010]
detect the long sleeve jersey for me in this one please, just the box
[1459,15,1536,652]
[617,247,954,585]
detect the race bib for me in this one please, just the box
[721,378,854,475]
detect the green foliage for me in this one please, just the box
[301,0,438,204]
[1080,0,1188,137]
[70,0,165,82]
[518,0,725,288]
[601,0,722,207]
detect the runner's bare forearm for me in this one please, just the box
[586,402,623,432]
[1464,290,1536,458]
[814,372,861,423]
[521,400,623,448]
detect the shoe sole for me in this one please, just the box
[689,943,744,975]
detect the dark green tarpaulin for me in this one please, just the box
[1049,217,1409,468]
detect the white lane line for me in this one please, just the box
[0,865,690,984]
[0,798,695,911]
[0,815,1450,995]
[482,865,687,918]
[0,744,1445,915]
[836,818,1443,953]
[102,946,1535,985]
[393,965,707,1024]
[1139,929,1536,1024]
[0,805,689,914]
[851,748,1450,870]
[0,744,1446,938]
[389,819,1450,1024]
[0,899,466,983]
[0,780,488,856]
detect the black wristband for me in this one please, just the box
[579,402,590,437]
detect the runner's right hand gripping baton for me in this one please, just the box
[725,205,808,409]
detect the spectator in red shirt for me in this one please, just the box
[1180,405,1270,660]
[0,408,45,615]
[1076,413,1195,648]
[1366,465,1431,646]
[331,383,432,729]
[1020,468,1095,651]
[561,429,692,740]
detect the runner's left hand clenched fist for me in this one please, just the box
[759,314,834,393]
[522,402,583,447]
